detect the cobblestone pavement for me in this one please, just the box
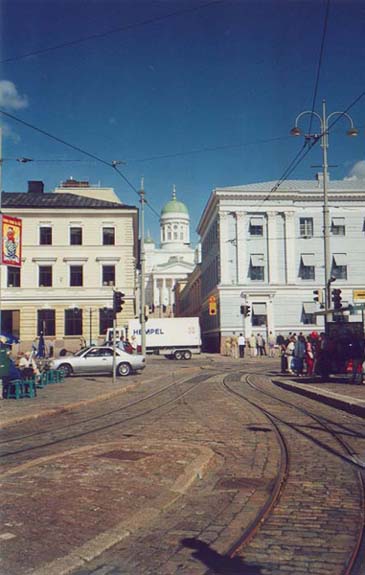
[1,356,364,575]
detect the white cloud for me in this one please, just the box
[0,80,28,110]
[344,160,365,181]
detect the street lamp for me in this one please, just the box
[290,99,358,315]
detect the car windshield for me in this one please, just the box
[74,347,91,357]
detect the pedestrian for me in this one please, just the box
[285,337,295,373]
[280,343,288,373]
[268,331,276,357]
[238,333,246,358]
[256,333,265,356]
[249,334,257,357]
[305,338,314,376]
[231,333,239,359]
[48,338,56,358]
[293,335,306,376]
[224,337,232,357]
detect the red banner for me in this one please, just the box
[1,214,22,267]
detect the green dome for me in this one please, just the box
[161,186,189,216]
[161,198,189,215]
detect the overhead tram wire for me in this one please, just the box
[0,108,162,220]
[0,0,223,65]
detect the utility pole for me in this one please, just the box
[139,178,146,356]
[321,100,331,313]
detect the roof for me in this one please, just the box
[1,192,137,210]
[215,178,365,193]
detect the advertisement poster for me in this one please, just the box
[1,214,22,267]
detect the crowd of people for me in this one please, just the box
[224,332,277,359]
[223,330,365,384]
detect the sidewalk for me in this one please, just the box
[272,373,365,418]
[0,357,203,428]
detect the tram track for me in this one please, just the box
[0,370,225,467]
[218,372,365,575]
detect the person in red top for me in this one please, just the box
[305,339,314,376]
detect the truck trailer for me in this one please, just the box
[106,317,201,360]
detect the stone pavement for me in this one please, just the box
[1,355,364,575]
[1,354,364,428]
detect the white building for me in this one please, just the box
[197,175,365,352]
[144,186,197,316]
[1,180,138,350]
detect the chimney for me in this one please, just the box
[28,181,44,194]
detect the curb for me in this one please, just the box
[273,378,365,418]
[26,444,215,575]
[0,381,140,429]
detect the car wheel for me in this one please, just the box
[117,362,131,377]
[183,350,192,360]
[174,351,183,360]
[58,363,73,377]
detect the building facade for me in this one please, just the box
[144,187,197,317]
[197,176,365,352]
[1,180,138,350]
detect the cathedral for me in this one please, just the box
[144,186,198,317]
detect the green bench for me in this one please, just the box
[3,378,37,399]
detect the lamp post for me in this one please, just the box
[290,99,358,316]
[139,178,146,356]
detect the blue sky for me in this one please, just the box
[1,0,364,243]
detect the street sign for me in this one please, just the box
[353,289,365,301]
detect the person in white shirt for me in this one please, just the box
[238,334,246,358]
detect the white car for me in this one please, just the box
[51,346,146,377]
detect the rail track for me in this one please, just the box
[217,371,365,575]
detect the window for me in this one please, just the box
[250,254,265,281]
[65,308,83,336]
[331,217,345,236]
[39,265,52,287]
[102,227,115,245]
[252,303,267,327]
[302,302,317,325]
[7,266,20,287]
[332,254,347,280]
[40,226,52,245]
[299,217,313,238]
[102,265,115,286]
[299,254,315,280]
[249,217,264,236]
[37,309,55,336]
[70,265,83,287]
[70,227,82,245]
[99,308,114,335]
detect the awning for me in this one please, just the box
[303,302,317,314]
[301,254,315,267]
[250,217,264,226]
[252,303,267,315]
[332,217,345,226]
[333,253,347,266]
[250,254,264,267]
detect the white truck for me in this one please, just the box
[106,317,201,360]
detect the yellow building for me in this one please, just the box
[1,179,138,352]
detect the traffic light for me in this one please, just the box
[113,291,125,315]
[240,304,251,317]
[313,289,324,307]
[209,300,217,315]
[332,288,342,310]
